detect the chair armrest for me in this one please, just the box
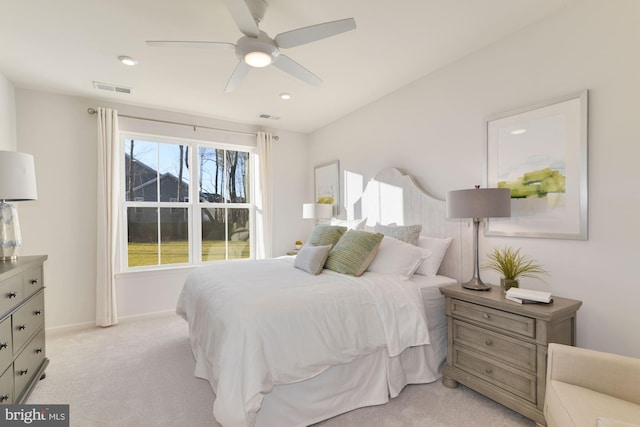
[547,343,640,405]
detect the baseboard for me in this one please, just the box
[45,309,177,336]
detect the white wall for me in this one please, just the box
[0,72,16,151]
[15,89,310,328]
[309,0,640,357]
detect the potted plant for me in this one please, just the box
[482,246,548,292]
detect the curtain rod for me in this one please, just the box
[86,107,278,141]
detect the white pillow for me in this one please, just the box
[367,236,431,278]
[374,223,422,246]
[294,244,332,275]
[330,217,367,230]
[415,235,453,277]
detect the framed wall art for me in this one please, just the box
[484,91,588,240]
[314,160,340,215]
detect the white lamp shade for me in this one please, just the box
[446,187,510,219]
[302,203,334,219]
[0,151,38,201]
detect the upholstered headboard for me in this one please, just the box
[353,168,472,282]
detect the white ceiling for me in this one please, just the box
[0,0,577,134]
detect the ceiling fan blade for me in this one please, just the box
[272,55,321,86]
[146,40,235,51]
[222,0,260,38]
[274,18,356,49]
[225,61,252,93]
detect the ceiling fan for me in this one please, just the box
[146,0,356,93]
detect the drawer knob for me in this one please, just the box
[485,340,493,346]
[0,342,7,350]
[30,279,39,285]
[35,348,43,354]
[33,310,42,316]
[7,291,17,299]
[0,394,8,402]
[19,369,28,376]
[482,313,490,320]
[17,324,26,331]
[485,368,493,374]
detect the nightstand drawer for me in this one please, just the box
[453,345,537,403]
[0,364,13,404]
[450,299,535,338]
[12,292,44,353]
[453,320,536,372]
[0,318,12,371]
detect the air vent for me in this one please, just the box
[258,113,280,120]
[93,81,132,94]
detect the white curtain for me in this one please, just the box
[96,108,120,327]
[255,132,273,259]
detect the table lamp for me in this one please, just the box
[302,203,333,225]
[446,185,510,290]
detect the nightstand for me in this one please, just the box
[439,284,582,427]
[286,249,299,256]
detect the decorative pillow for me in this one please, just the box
[415,235,453,276]
[325,230,384,277]
[330,217,367,230]
[294,244,332,275]
[307,225,347,247]
[367,236,431,278]
[374,223,422,246]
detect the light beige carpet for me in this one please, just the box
[28,313,534,427]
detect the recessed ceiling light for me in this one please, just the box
[118,56,138,66]
[511,129,527,135]
[279,93,291,100]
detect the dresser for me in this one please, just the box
[439,283,581,427]
[0,255,48,404]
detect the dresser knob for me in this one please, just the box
[485,368,493,374]
[33,310,42,316]
[19,369,28,376]
[0,342,7,350]
[30,279,39,285]
[0,394,8,402]
[17,325,26,331]
[35,348,43,354]
[7,291,17,299]
[483,313,490,319]
[485,340,493,346]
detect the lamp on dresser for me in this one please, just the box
[446,185,510,291]
[0,151,38,261]
[302,203,333,225]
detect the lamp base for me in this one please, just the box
[461,277,492,291]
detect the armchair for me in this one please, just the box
[544,343,640,426]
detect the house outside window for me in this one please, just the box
[122,136,253,270]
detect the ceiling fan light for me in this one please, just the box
[245,51,272,67]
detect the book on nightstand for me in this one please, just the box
[505,288,553,304]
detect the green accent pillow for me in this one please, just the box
[307,225,347,247]
[325,230,384,276]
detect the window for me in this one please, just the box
[123,136,253,270]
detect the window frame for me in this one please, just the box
[119,132,256,273]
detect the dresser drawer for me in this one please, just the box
[0,318,12,372]
[22,267,43,298]
[453,320,536,372]
[13,328,45,398]
[450,299,535,339]
[453,345,537,403]
[12,292,45,353]
[0,364,13,404]
[0,275,23,318]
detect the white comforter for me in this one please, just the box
[176,257,431,427]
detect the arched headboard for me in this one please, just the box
[353,168,472,282]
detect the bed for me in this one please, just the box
[177,168,472,427]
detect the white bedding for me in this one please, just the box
[176,257,433,427]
